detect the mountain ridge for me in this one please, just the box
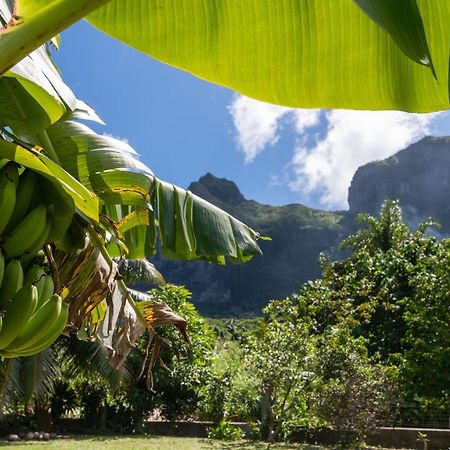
[152,136,450,315]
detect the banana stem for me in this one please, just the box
[0,0,113,76]
[35,131,61,166]
[43,244,60,293]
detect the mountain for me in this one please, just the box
[152,136,450,316]
[152,173,345,315]
[348,136,450,230]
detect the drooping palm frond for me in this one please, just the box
[0,348,57,412]
[45,117,266,263]
[0,358,22,414]
[20,349,58,404]
[55,335,131,390]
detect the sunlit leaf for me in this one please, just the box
[88,0,450,112]
[354,0,437,77]
[46,118,265,262]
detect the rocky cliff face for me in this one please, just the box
[348,136,450,230]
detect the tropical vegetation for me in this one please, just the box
[0,0,448,370]
[2,201,447,448]
[0,1,449,446]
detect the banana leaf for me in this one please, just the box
[0,2,76,133]
[46,118,265,262]
[1,0,449,112]
[87,0,450,112]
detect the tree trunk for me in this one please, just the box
[260,382,275,442]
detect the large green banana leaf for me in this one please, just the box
[46,118,265,262]
[1,0,448,112]
[87,0,450,112]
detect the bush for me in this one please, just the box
[207,420,245,441]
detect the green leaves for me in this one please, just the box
[88,0,450,112]
[0,76,64,134]
[354,0,436,77]
[153,178,263,263]
[0,3,76,134]
[44,117,264,262]
[46,119,152,206]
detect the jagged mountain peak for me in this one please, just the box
[188,172,246,206]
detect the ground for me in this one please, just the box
[0,436,410,449]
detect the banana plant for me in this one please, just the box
[0,0,448,373]
[0,0,268,370]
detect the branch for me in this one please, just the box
[0,0,112,75]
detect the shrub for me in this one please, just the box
[207,420,245,441]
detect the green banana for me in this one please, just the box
[20,218,51,264]
[4,170,37,234]
[24,265,54,308]
[4,294,62,352]
[3,301,68,357]
[40,178,76,244]
[24,264,45,286]
[0,162,19,235]
[0,284,38,349]
[36,274,54,310]
[0,259,24,307]
[47,204,74,244]
[1,205,48,258]
[0,250,4,288]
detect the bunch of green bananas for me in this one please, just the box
[0,161,76,358]
[0,162,76,263]
[0,255,69,357]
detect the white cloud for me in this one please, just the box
[289,110,440,209]
[102,132,129,145]
[292,109,321,134]
[229,94,443,209]
[229,95,321,163]
[228,95,291,162]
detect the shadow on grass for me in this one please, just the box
[0,434,162,447]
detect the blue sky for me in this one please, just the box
[54,20,450,211]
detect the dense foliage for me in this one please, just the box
[1,201,448,447]
[199,201,449,441]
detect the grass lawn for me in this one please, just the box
[0,435,409,449]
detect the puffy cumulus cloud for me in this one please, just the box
[102,132,129,145]
[228,95,290,163]
[229,95,323,163]
[229,95,443,209]
[289,110,441,209]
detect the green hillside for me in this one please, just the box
[152,173,346,316]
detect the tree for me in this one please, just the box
[303,201,450,425]
[244,299,319,442]
[313,326,398,445]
